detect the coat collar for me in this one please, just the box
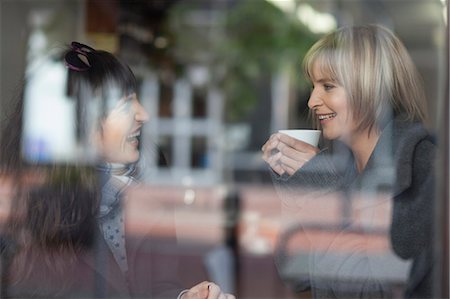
[348,119,434,196]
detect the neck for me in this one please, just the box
[97,162,134,176]
[346,129,381,173]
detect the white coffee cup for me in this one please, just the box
[278,129,321,147]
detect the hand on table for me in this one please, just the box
[181,281,236,299]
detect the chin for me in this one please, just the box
[322,132,334,140]
[104,153,140,165]
[322,129,342,141]
[128,153,140,164]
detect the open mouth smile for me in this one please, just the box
[127,130,141,142]
[318,113,337,121]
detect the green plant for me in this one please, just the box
[167,0,318,121]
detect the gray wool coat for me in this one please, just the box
[272,118,436,299]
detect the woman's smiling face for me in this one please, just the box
[307,63,356,144]
[98,93,149,164]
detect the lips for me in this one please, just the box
[317,113,337,121]
[127,130,141,142]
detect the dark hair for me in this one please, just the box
[0,42,138,282]
[65,46,138,139]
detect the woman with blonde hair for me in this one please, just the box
[263,24,435,298]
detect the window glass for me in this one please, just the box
[0,0,447,298]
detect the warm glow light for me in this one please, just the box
[440,0,447,25]
[296,4,337,34]
[265,0,296,14]
[266,0,336,34]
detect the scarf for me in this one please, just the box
[96,162,139,275]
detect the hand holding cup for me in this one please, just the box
[262,129,321,176]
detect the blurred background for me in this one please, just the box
[0,0,448,298]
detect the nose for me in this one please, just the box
[134,100,150,123]
[307,88,323,110]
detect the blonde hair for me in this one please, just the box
[303,24,427,133]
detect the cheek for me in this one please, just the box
[100,120,127,148]
[103,130,126,148]
[334,96,352,120]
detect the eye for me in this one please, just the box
[323,83,335,91]
[111,99,132,115]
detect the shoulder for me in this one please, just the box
[392,119,435,161]
[393,119,435,144]
[411,137,435,180]
[392,120,435,195]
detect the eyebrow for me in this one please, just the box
[123,93,136,101]
[313,78,334,83]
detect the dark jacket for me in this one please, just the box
[6,168,182,298]
[7,231,181,298]
[272,119,436,298]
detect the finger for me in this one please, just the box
[278,142,317,163]
[278,133,319,153]
[261,134,275,149]
[266,150,282,165]
[199,287,210,299]
[262,142,286,176]
[262,133,281,150]
[183,281,210,298]
[270,133,281,142]
[206,283,221,299]
[189,281,210,293]
[280,161,299,176]
[279,155,304,175]
[271,163,285,176]
[261,137,279,157]
[225,294,236,299]
[262,145,277,162]
[266,151,286,175]
[181,290,207,299]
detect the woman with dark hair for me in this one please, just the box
[0,42,234,299]
[262,24,435,298]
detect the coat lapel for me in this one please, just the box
[78,230,130,297]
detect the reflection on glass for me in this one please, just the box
[192,87,207,118]
[158,79,174,118]
[0,0,447,298]
[158,135,173,167]
[191,136,208,168]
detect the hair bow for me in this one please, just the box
[64,41,95,72]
